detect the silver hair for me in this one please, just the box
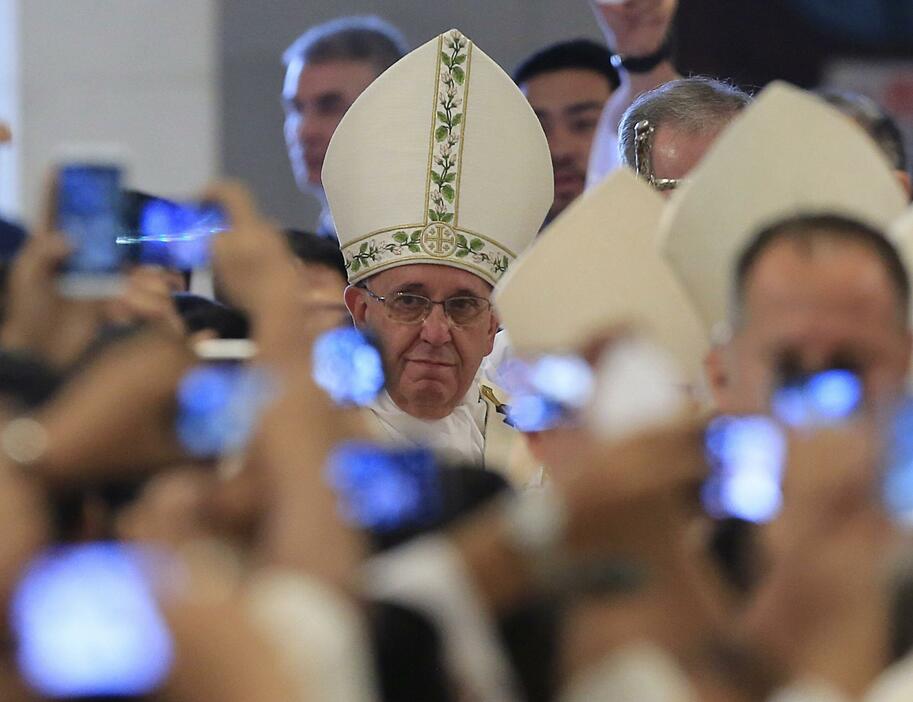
[283,15,408,76]
[618,77,752,168]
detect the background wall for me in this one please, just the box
[1,0,219,226]
[3,1,911,232]
[219,0,603,233]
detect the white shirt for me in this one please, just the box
[369,387,486,465]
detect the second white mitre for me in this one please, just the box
[322,28,553,473]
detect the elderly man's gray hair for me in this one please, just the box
[618,77,752,168]
[283,15,408,76]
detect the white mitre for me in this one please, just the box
[494,169,707,382]
[323,28,553,286]
[659,81,909,334]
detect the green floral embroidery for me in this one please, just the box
[344,227,510,280]
[428,30,468,225]
[454,234,509,273]
[346,230,422,273]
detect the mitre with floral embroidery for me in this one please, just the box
[322,29,553,286]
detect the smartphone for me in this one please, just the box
[327,443,440,532]
[56,149,126,297]
[312,326,385,407]
[118,195,228,270]
[703,414,787,523]
[497,354,594,432]
[176,361,275,458]
[701,368,862,523]
[771,367,862,428]
[11,542,174,698]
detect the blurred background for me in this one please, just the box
[1,0,911,233]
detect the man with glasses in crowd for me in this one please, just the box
[322,29,553,471]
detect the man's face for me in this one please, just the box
[282,58,379,193]
[649,122,729,198]
[344,264,499,420]
[714,238,912,414]
[522,69,613,221]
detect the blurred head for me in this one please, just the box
[515,40,618,223]
[817,89,911,199]
[172,293,250,341]
[282,16,408,194]
[709,214,912,414]
[284,229,349,327]
[344,264,498,420]
[619,77,751,196]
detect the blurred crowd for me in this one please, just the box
[1,1,913,701]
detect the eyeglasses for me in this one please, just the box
[633,119,683,192]
[361,287,492,326]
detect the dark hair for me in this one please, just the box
[734,213,910,325]
[513,39,619,91]
[283,15,408,76]
[817,89,908,173]
[0,217,26,263]
[0,351,62,410]
[172,293,250,339]
[285,228,348,282]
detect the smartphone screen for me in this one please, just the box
[11,543,174,698]
[57,162,124,297]
[703,415,787,524]
[117,196,228,270]
[176,361,276,458]
[327,443,440,532]
[497,354,593,432]
[312,327,385,407]
[771,368,862,428]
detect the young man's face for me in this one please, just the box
[522,69,613,222]
[712,237,912,415]
[345,264,499,420]
[283,58,379,193]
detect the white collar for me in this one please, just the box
[369,387,486,465]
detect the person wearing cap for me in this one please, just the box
[659,83,910,415]
[493,168,706,484]
[282,16,409,238]
[323,29,553,472]
[658,85,913,697]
